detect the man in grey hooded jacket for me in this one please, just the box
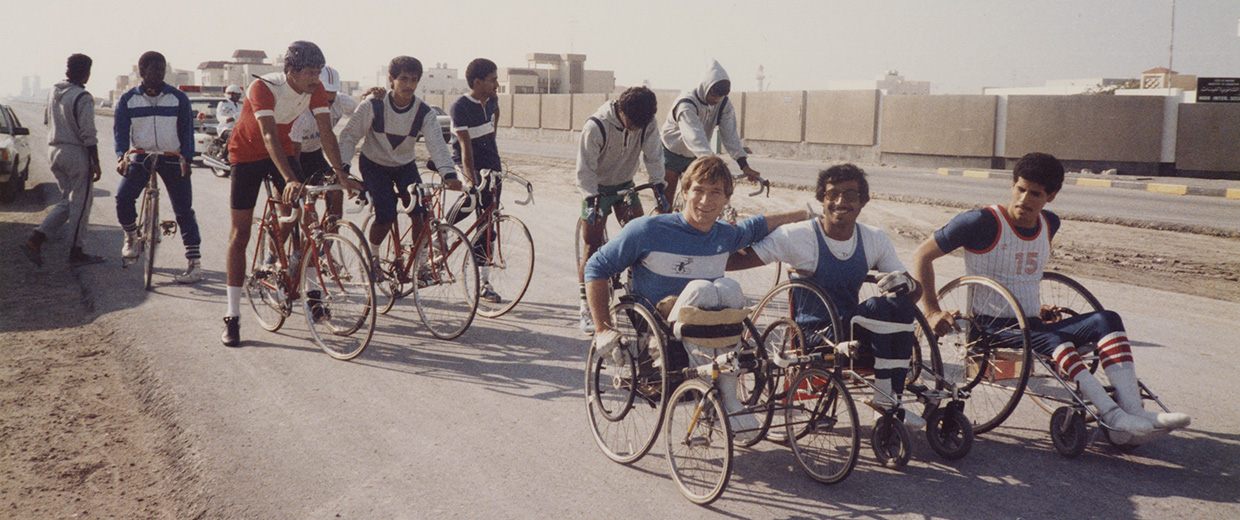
[21,53,104,268]
[659,59,761,205]
[574,86,665,334]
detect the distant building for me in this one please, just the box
[828,70,929,95]
[111,63,196,103]
[1141,67,1196,90]
[197,49,281,92]
[418,63,469,97]
[498,53,615,94]
[983,78,1133,96]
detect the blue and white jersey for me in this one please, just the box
[584,213,769,308]
[450,94,500,171]
[114,84,194,160]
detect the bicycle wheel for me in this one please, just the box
[752,280,843,356]
[935,276,1033,434]
[365,218,410,315]
[737,318,805,447]
[301,234,376,360]
[413,223,479,339]
[245,222,288,332]
[585,300,669,464]
[665,378,732,505]
[476,215,534,318]
[141,188,159,290]
[785,367,860,484]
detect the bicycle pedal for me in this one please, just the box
[160,220,178,236]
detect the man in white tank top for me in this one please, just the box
[910,153,1189,443]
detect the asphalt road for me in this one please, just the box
[499,139,1240,235]
[6,100,1239,519]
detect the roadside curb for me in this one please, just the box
[935,168,1240,200]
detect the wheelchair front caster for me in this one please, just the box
[872,414,911,469]
[926,402,974,460]
[1050,406,1088,458]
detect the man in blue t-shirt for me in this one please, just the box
[585,155,806,438]
[910,152,1189,443]
[449,58,504,303]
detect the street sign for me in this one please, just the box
[1196,78,1240,103]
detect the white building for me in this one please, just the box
[828,70,930,94]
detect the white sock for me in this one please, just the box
[479,266,490,283]
[226,286,242,318]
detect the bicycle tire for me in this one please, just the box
[245,222,288,332]
[413,223,479,339]
[301,234,376,360]
[141,189,159,290]
[476,215,534,318]
[665,379,732,505]
[785,367,860,484]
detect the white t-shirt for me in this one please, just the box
[751,219,905,273]
[290,94,359,152]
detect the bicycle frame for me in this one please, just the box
[119,149,184,289]
[446,169,533,266]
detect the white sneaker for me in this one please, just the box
[579,309,595,336]
[175,260,203,284]
[121,231,142,259]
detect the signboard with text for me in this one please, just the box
[1196,78,1240,103]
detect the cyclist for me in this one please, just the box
[21,53,104,268]
[584,155,806,438]
[575,86,666,335]
[113,51,203,283]
[338,56,458,265]
[909,152,1191,443]
[659,59,760,208]
[290,66,358,223]
[221,41,356,347]
[449,58,503,303]
[728,164,927,428]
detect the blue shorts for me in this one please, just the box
[360,154,423,225]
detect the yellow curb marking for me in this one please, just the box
[962,170,990,179]
[1076,178,1111,188]
[1146,183,1188,195]
[936,168,951,176]
[1226,188,1240,199]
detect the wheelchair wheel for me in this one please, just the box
[935,276,1033,434]
[1050,406,1088,458]
[1028,272,1107,413]
[871,413,912,469]
[665,378,732,505]
[752,280,843,357]
[925,403,974,460]
[785,367,860,484]
[585,301,669,464]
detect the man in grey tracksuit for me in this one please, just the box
[659,59,761,204]
[21,53,104,268]
[574,86,664,334]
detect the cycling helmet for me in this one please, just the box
[284,40,326,71]
[319,66,341,92]
[225,85,243,95]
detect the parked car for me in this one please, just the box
[429,105,453,145]
[0,104,32,203]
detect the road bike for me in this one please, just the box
[246,182,376,360]
[442,168,536,318]
[119,149,184,290]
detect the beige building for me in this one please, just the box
[498,53,615,94]
[828,70,929,94]
[417,63,469,97]
[197,50,282,92]
[111,63,196,103]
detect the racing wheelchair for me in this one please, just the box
[933,271,1181,457]
[585,292,862,504]
[747,272,975,469]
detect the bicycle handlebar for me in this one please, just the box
[583,182,662,208]
[733,173,770,198]
[121,149,186,172]
[480,169,534,206]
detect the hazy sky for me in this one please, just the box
[3,0,1239,97]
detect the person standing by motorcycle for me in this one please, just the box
[217,85,243,137]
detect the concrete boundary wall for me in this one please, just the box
[742,91,804,143]
[881,95,996,157]
[805,90,879,146]
[1175,103,1240,173]
[1005,95,1163,162]
[491,88,1237,179]
[541,94,572,130]
[512,94,540,129]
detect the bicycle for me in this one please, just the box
[442,168,536,318]
[119,149,184,290]
[574,182,666,315]
[246,182,376,360]
[365,181,479,340]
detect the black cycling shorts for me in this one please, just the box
[230,157,304,210]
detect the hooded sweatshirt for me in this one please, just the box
[659,60,747,167]
[45,81,98,148]
[576,100,665,196]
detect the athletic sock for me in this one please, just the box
[226,286,243,318]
